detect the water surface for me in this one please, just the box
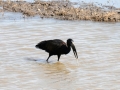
[0,12,120,90]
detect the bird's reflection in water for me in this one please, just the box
[26,57,76,86]
[39,62,75,85]
[26,57,69,74]
[39,62,69,75]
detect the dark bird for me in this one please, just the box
[35,39,78,62]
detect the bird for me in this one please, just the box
[35,39,78,62]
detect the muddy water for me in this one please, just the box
[0,12,120,90]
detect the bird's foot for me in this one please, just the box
[46,60,49,63]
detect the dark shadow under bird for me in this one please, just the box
[35,39,78,62]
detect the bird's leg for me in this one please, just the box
[57,55,61,61]
[46,54,51,63]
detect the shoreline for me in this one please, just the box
[0,1,120,22]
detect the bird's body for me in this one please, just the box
[35,39,78,62]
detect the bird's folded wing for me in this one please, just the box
[45,39,65,52]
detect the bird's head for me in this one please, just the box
[67,39,78,59]
[67,38,73,42]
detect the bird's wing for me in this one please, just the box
[45,39,66,53]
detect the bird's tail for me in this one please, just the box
[35,41,47,50]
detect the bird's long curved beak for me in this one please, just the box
[71,43,78,59]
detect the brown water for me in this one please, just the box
[0,12,120,90]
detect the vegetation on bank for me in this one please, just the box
[0,0,120,22]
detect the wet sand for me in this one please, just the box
[0,0,120,22]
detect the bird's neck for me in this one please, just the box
[67,42,71,53]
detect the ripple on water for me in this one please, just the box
[0,12,120,90]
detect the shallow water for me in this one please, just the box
[0,12,120,90]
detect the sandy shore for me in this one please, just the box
[0,1,120,22]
